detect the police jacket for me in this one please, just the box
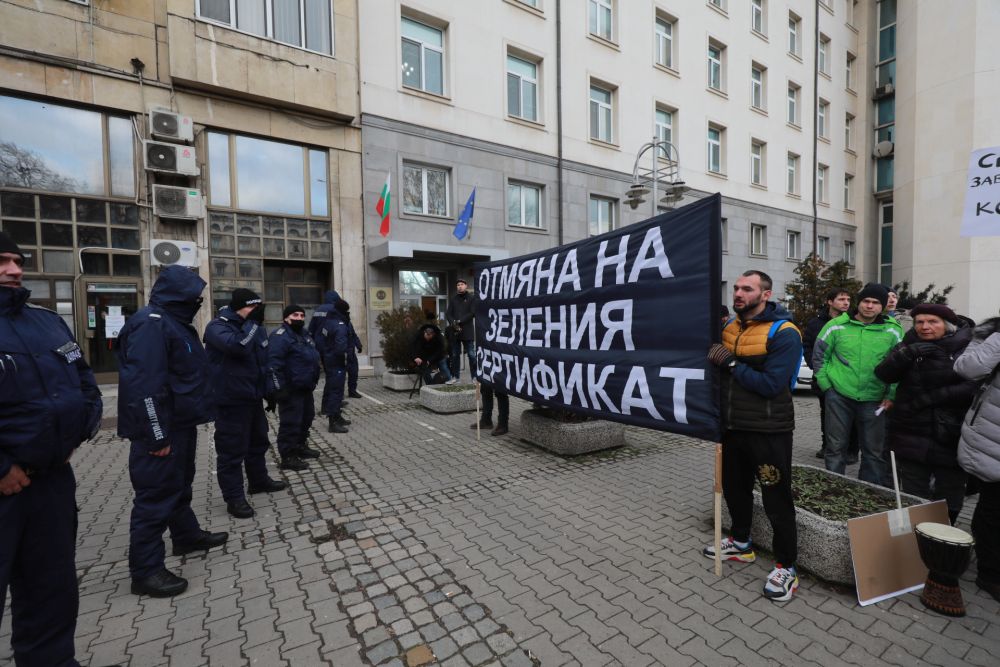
[315,307,349,368]
[307,290,340,339]
[411,324,447,365]
[445,291,477,342]
[0,286,102,478]
[116,265,211,445]
[719,303,802,433]
[266,323,321,394]
[204,307,269,406]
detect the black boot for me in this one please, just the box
[281,455,310,471]
[328,417,349,433]
[470,420,493,430]
[348,390,363,399]
[172,530,229,556]
[248,478,289,494]
[226,499,254,519]
[334,413,352,426]
[297,444,321,459]
[491,424,509,436]
[131,569,188,597]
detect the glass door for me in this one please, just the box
[84,281,139,383]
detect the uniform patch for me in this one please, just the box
[275,328,285,335]
[148,313,161,319]
[55,341,83,364]
[757,464,781,487]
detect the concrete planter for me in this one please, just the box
[419,384,477,413]
[722,464,926,585]
[381,371,418,391]
[519,409,626,456]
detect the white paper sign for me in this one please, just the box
[105,315,126,339]
[961,146,1000,236]
[108,306,122,317]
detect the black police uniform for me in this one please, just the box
[316,302,350,425]
[267,321,321,460]
[1,282,102,666]
[117,266,224,586]
[309,290,340,410]
[204,306,273,505]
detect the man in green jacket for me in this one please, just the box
[813,283,902,484]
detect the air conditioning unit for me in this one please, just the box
[873,83,894,99]
[143,140,199,176]
[150,239,199,267]
[152,185,203,220]
[148,108,194,143]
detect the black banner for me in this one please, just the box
[473,194,722,441]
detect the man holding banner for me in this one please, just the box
[704,270,802,602]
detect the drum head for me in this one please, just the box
[915,522,974,544]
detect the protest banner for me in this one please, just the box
[961,146,1000,237]
[473,194,722,441]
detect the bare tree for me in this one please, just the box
[0,141,78,192]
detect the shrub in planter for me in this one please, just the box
[375,305,426,374]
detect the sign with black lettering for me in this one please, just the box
[474,194,722,441]
[961,146,1000,236]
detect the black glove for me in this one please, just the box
[248,303,265,324]
[707,343,736,367]
[356,343,363,353]
[908,342,940,359]
[265,396,277,413]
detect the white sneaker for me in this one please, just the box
[445,378,458,385]
[763,565,799,602]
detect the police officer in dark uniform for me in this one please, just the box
[204,289,287,519]
[267,305,322,471]
[316,298,351,433]
[0,232,102,666]
[309,290,347,411]
[345,304,363,400]
[117,265,228,598]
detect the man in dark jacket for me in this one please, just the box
[802,287,852,459]
[267,305,322,471]
[445,279,477,381]
[0,232,102,666]
[411,323,456,385]
[316,298,351,433]
[703,270,802,602]
[117,265,227,598]
[310,290,364,403]
[204,289,286,519]
[875,304,976,524]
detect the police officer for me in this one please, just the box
[0,232,102,666]
[267,305,322,471]
[117,265,228,598]
[316,298,352,433]
[204,289,287,519]
[345,303,364,400]
[309,290,355,410]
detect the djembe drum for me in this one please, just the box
[914,522,975,617]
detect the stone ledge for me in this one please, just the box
[519,409,626,456]
[381,372,418,392]
[419,385,477,413]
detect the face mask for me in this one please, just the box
[288,320,305,332]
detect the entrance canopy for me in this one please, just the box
[367,240,510,264]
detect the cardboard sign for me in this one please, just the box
[848,499,949,606]
[961,146,1000,236]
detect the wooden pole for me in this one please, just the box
[475,380,481,442]
[714,443,723,577]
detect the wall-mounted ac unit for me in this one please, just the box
[143,140,199,176]
[873,83,894,99]
[153,185,203,220]
[150,239,199,267]
[148,108,194,143]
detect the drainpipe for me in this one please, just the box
[556,0,564,246]
[811,0,819,255]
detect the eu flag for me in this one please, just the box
[453,188,476,240]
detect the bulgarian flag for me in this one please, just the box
[376,173,391,237]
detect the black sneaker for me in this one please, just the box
[172,530,229,556]
[281,455,310,471]
[248,479,288,494]
[335,415,352,426]
[348,391,363,399]
[470,421,494,430]
[491,425,509,436]
[227,499,254,519]
[131,569,188,598]
[297,445,321,459]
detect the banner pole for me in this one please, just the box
[473,316,480,440]
[714,443,723,577]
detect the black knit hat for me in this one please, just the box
[910,303,960,325]
[283,304,305,319]
[0,231,24,259]
[857,283,889,309]
[230,288,262,310]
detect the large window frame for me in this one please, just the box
[589,83,614,144]
[787,84,800,125]
[819,35,831,75]
[786,153,799,195]
[786,230,801,260]
[817,164,829,203]
[707,125,723,174]
[507,54,539,122]
[588,0,614,42]
[817,100,829,139]
[750,223,767,257]
[507,181,543,229]
[655,107,674,159]
[588,195,616,236]
[751,0,765,35]
[788,13,801,57]
[818,235,830,261]
[401,16,446,96]
[196,0,335,56]
[707,42,725,92]
[750,140,765,186]
[751,64,766,110]
[401,161,451,218]
[654,16,674,70]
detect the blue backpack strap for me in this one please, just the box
[768,320,803,390]
[724,316,737,329]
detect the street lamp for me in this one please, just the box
[626,137,689,215]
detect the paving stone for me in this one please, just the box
[399,631,423,650]
[367,639,400,665]
[392,618,414,636]
[420,621,447,643]
[463,604,486,623]
[486,632,518,655]
[363,626,391,647]
[406,644,435,667]
[354,613,378,634]
[441,612,466,631]
[474,618,501,638]
[430,636,459,661]
[379,605,406,624]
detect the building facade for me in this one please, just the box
[0,0,362,382]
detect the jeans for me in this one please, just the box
[449,340,476,379]
[973,480,1000,584]
[824,389,888,485]
[722,430,797,567]
[418,358,452,384]
[896,459,967,524]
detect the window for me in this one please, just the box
[721,218,728,253]
[0,95,134,198]
[655,107,673,158]
[818,235,830,261]
[401,16,444,95]
[507,55,538,121]
[708,42,725,91]
[402,162,449,217]
[819,35,831,75]
[751,223,767,256]
[880,202,893,283]
[707,125,723,174]
[817,164,828,203]
[787,84,799,125]
[507,182,542,228]
[751,64,765,110]
[786,230,801,259]
[844,174,854,210]
[788,13,801,56]
[197,0,333,54]
[589,84,614,143]
[750,141,765,185]
[751,0,765,34]
[845,113,855,149]
[588,0,613,41]
[817,100,829,138]
[844,240,856,266]
[786,153,799,194]
[589,196,616,236]
[654,16,674,69]
[846,52,856,90]
[709,0,725,10]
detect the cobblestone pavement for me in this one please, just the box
[2,380,997,666]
